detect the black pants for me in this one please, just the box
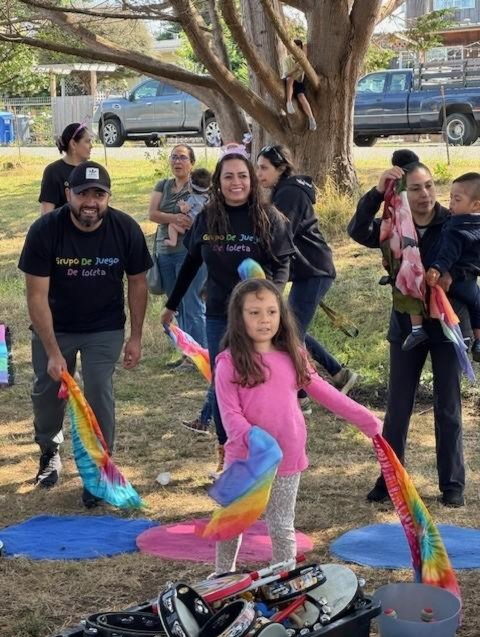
[450,279,480,330]
[376,340,465,495]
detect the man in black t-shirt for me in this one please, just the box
[18,161,152,507]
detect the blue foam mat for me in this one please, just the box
[0,515,158,560]
[331,523,480,570]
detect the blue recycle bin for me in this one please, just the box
[0,111,14,144]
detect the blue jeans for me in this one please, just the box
[157,249,207,347]
[450,279,480,330]
[206,316,228,445]
[289,276,342,378]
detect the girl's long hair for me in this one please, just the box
[203,153,285,255]
[222,279,311,388]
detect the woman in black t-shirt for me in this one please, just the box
[39,122,93,215]
[161,147,294,475]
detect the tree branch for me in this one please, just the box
[350,0,384,74]
[206,0,230,68]
[220,0,284,104]
[259,0,320,89]
[171,0,285,136]
[377,0,405,24]
[17,0,178,22]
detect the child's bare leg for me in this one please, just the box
[402,313,428,351]
[297,93,317,130]
[164,223,179,247]
[285,78,295,113]
[474,328,480,339]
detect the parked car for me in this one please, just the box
[92,78,220,147]
[354,67,480,146]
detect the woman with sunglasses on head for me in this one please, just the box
[256,145,358,411]
[149,144,207,352]
[39,122,93,215]
[161,145,294,476]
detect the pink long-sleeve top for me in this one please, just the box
[215,349,382,476]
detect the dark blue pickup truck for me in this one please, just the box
[353,68,480,146]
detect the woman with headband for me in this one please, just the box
[161,144,295,476]
[256,144,358,411]
[39,122,93,215]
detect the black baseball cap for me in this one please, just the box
[68,161,111,194]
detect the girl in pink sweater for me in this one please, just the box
[214,278,382,573]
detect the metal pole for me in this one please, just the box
[440,85,450,165]
[99,103,108,167]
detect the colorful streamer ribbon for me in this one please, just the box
[237,258,266,281]
[59,371,144,509]
[195,427,282,541]
[163,323,211,383]
[0,324,13,386]
[429,285,475,382]
[374,434,461,600]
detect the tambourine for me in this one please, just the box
[83,612,166,636]
[258,564,325,603]
[157,582,213,637]
[306,563,360,623]
[198,600,256,637]
[193,573,253,604]
[248,617,288,636]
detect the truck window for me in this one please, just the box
[132,80,160,101]
[162,84,182,96]
[357,73,386,94]
[387,73,409,93]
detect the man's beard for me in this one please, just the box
[70,205,106,227]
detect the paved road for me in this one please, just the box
[0,141,477,163]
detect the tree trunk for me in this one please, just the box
[287,72,359,192]
[242,0,285,156]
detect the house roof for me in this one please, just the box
[35,63,118,75]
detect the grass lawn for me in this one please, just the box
[0,150,479,636]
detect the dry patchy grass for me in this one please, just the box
[1,155,479,637]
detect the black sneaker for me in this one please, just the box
[472,339,480,363]
[35,448,62,488]
[367,481,390,503]
[82,487,103,509]
[438,491,464,508]
[181,418,211,435]
[402,328,428,351]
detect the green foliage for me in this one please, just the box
[406,9,455,60]
[363,44,396,74]
[177,30,248,84]
[0,43,49,97]
[433,161,453,185]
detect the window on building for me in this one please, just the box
[433,0,475,9]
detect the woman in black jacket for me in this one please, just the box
[256,145,358,406]
[348,150,467,507]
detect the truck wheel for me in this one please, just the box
[100,119,124,147]
[204,116,222,147]
[444,113,477,146]
[354,135,377,147]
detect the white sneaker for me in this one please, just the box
[308,117,317,131]
[332,368,358,395]
[286,101,295,114]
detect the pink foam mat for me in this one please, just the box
[136,519,313,563]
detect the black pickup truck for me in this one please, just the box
[354,66,480,146]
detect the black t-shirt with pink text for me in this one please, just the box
[18,204,152,333]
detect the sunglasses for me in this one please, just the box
[170,154,190,162]
[260,145,285,163]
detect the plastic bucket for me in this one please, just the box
[372,583,461,637]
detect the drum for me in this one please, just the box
[83,612,166,636]
[257,564,325,603]
[198,600,256,637]
[193,573,253,604]
[247,617,288,636]
[305,563,360,624]
[157,583,213,637]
